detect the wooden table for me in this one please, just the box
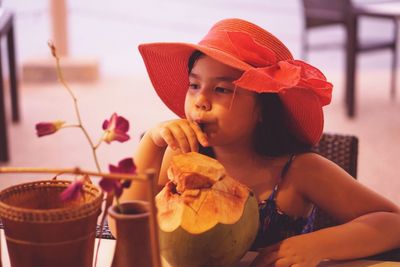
[0,230,398,266]
[96,240,400,266]
[355,1,400,18]
[232,251,400,267]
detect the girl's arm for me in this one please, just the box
[299,153,400,260]
[119,119,208,201]
[119,131,169,201]
[252,153,400,266]
[109,119,206,235]
[253,211,400,267]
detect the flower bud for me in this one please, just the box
[35,120,65,137]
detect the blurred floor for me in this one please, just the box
[0,0,399,206]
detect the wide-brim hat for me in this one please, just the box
[138,18,332,145]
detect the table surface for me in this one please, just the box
[355,1,400,17]
[0,230,399,267]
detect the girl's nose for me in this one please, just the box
[195,92,211,111]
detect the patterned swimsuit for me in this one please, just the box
[198,147,315,248]
[252,154,315,249]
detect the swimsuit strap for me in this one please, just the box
[269,154,296,200]
[280,154,296,179]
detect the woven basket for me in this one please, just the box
[0,180,103,267]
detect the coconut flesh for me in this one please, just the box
[156,152,259,267]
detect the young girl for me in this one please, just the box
[121,18,400,266]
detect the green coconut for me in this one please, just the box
[156,152,259,267]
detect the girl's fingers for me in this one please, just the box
[272,258,294,267]
[254,244,281,266]
[190,122,209,147]
[159,127,178,150]
[178,123,199,152]
[156,119,207,152]
[168,124,192,153]
[260,251,280,266]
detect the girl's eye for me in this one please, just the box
[214,87,233,94]
[189,83,199,90]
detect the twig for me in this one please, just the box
[0,167,148,182]
[48,40,102,172]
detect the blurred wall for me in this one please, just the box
[2,0,311,78]
[3,0,395,78]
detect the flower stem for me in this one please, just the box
[93,134,105,150]
[52,45,101,173]
[62,124,80,128]
[115,197,122,213]
[0,167,151,182]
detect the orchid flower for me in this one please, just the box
[99,158,136,198]
[41,42,135,267]
[60,175,91,202]
[35,120,65,137]
[102,113,130,144]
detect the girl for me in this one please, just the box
[121,18,400,266]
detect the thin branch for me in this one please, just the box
[50,41,101,172]
[93,133,105,150]
[0,167,150,182]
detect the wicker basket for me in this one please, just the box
[0,180,103,267]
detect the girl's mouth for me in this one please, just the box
[193,118,217,136]
[196,121,210,133]
[194,120,208,132]
[196,121,216,137]
[198,122,205,132]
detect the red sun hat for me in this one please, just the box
[138,18,333,145]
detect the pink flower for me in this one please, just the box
[60,175,90,202]
[102,113,130,144]
[35,120,65,137]
[99,158,136,198]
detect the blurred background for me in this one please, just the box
[0,0,399,204]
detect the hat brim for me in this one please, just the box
[280,88,324,145]
[139,42,253,118]
[139,42,326,145]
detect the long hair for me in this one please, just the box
[254,93,311,156]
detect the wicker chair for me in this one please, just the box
[311,132,358,230]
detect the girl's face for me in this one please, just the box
[184,55,260,148]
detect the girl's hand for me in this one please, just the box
[149,119,208,153]
[250,235,322,267]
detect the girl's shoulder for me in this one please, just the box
[283,152,348,191]
[288,153,399,222]
[293,151,327,162]
[289,152,334,173]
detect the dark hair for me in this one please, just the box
[188,50,204,74]
[187,50,311,158]
[254,93,311,156]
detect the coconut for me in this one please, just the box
[156,152,259,267]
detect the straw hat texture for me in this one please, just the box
[139,18,332,145]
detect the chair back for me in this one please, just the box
[302,0,352,28]
[311,132,358,230]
